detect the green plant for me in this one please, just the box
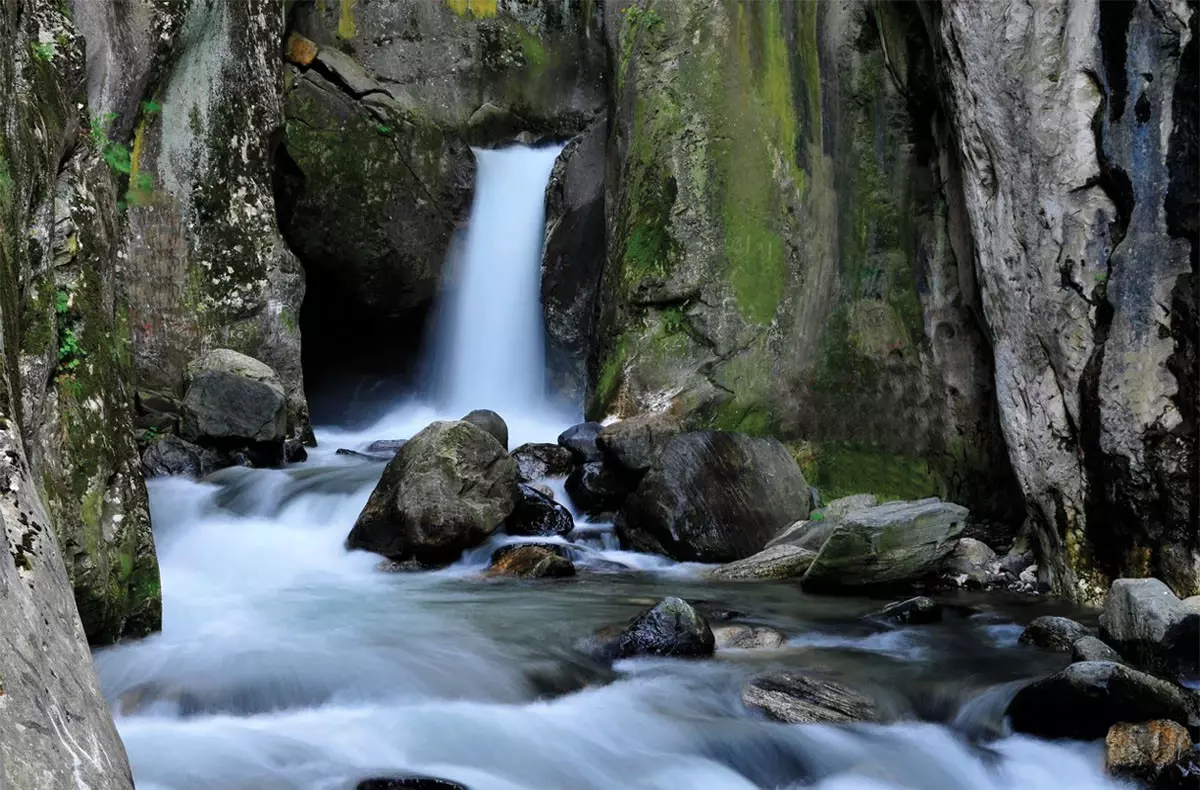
[31,41,55,62]
[621,5,662,28]
[811,510,825,522]
[1094,272,1108,285]
[54,288,87,374]
[375,124,393,136]
[89,113,132,175]
[141,426,160,444]
[140,99,162,115]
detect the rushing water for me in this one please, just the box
[93,146,1123,789]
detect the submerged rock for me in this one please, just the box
[356,777,469,790]
[1100,578,1200,679]
[334,448,391,462]
[346,421,518,565]
[713,624,786,650]
[565,461,634,514]
[870,597,943,626]
[506,484,573,537]
[597,413,681,474]
[511,442,574,481]
[1018,616,1093,653]
[742,672,879,724]
[617,432,811,563]
[486,545,575,579]
[366,439,407,455]
[181,349,288,454]
[801,499,968,590]
[593,597,715,660]
[710,544,817,581]
[1105,720,1194,784]
[461,409,508,450]
[557,421,605,463]
[141,435,221,479]
[1006,661,1198,740]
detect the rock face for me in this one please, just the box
[1100,578,1200,677]
[710,544,817,581]
[507,484,574,537]
[1019,616,1093,653]
[604,597,716,659]
[801,499,969,589]
[511,442,574,481]
[487,544,575,579]
[181,349,288,461]
[935,0,1198,598]
[742,673,879,724]
[1106,720,1194,784]
[1006,661,1199,740]
[617,432,811,563]
[346,421,519,565]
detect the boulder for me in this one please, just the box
[1018,616,1093,653]
[713,624,786,650]
[820,494,879,521]
[710,545,818,581]
[511,442,574,481]
[366,439,407,455]
[565,461,634,514]
[507,484,573,537]
[598,597,715,660]
[181,349,288,452]
[597,413,681,474]
[1005,662,1199,740]
[283,438,308,463]
[942,538,1000,588]
[616,432,811,563]
[870,597,943,626]
[461,409,508,449]
[1100,578,1200,678]
[557,421,605,463]
[1071,636,1126,664]
[140,435,221,479]
[742,673,880,724]
[1106,720,1194,784]
[345,421,518,565]
[486,545,575,579]
[800,499,968,590]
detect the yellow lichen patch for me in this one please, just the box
[446,0,498,18]
[129,118,146,179]
[337,0,357,39]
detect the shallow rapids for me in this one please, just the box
[93,436,1122,790]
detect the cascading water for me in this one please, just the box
[93,146,1125,790]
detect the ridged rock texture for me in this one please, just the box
[0,0,140,787]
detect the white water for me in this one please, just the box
[94,146,1123,790]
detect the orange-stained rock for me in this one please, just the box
[486,545,575,579]
[285,33,319,67]
[1105,720,1193,781]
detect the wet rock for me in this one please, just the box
[346,421,519,565]
[595,597,715,660]
[486,544,575,579]
[557,421,605,463]
[1018,564,1040,590]
[565,461,634,514]
[181,349,288,451]
[511,442,574,481]
[710,545,818,581]
[1106,720,1194,784]
[1159,746,1200,790]
[376,558,428,573]
[1006,662,1199,740]
[356,777,469,790]
[801,499,968,590]
[597,413,681,474]
[366,439,407,455]
[1018,616,1093,653]
[284,438,308,463]
[942,538,1000,588]
[335,448,391,462]
[507,484,574,537]
[617,432,811,563]
[1100,578,1200,679]
[742,672,879,724]
[461,409,508,450]
[140,435,221,479]
[870,597,943,626]
[1071,636,1126,664]
[713,624,786,650]
[820,494,878,521]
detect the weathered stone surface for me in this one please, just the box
[601,597,716,660]
[710,544,817,581]
[937,0,1198,599]
[367,439,408,455]
[1019,616,1093,653]
[511,442,574,481]
[558,421,605,463]
[821,494,879,521]
[801,499,968,589]
[713,624,787,650]
[565,461,635,514]
[742,673,880,725]
[461,408,509,449]
[486,544,575,579]
[507,484,573,537]
[598,411,682,474]
[181,349,287,448]
[543,118,607,404]
[142,435,222,479]
[1100,578,1200,677]
[617,432,811,563]
[1071,636,1126,665]
[870,597,943,626]
[942,537,1000,588]
[346,421,518,565]
[765,518,839,551]
[1006,661,1199,740]
[1106,720,1193,783]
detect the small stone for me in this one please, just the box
[871,597,943,626]
[1018,615,1091,652]
[742,672,879,724]
[942,537,999,587]
[1019,564,1039,587]
[713,624,786,650]
[1105,720,1193,783]
[593,597,715,660]
[486,544,575,579]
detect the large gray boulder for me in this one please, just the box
[181,349,287,447]
[1006,662,1199,741]
[1100,578,1200,678]
[346,421,518,565]
[801,499,968,590]
[616,432,811,563]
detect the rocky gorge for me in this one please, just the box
[0,0,1196,788]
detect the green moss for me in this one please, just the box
[591,332,632,415]
[517,25,547,69]
[804,441,941,502]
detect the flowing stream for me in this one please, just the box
[94,146,1122,790]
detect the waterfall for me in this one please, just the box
[431,145,564,417]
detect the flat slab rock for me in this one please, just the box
[710,544,817,580]
[742,672,879,724]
